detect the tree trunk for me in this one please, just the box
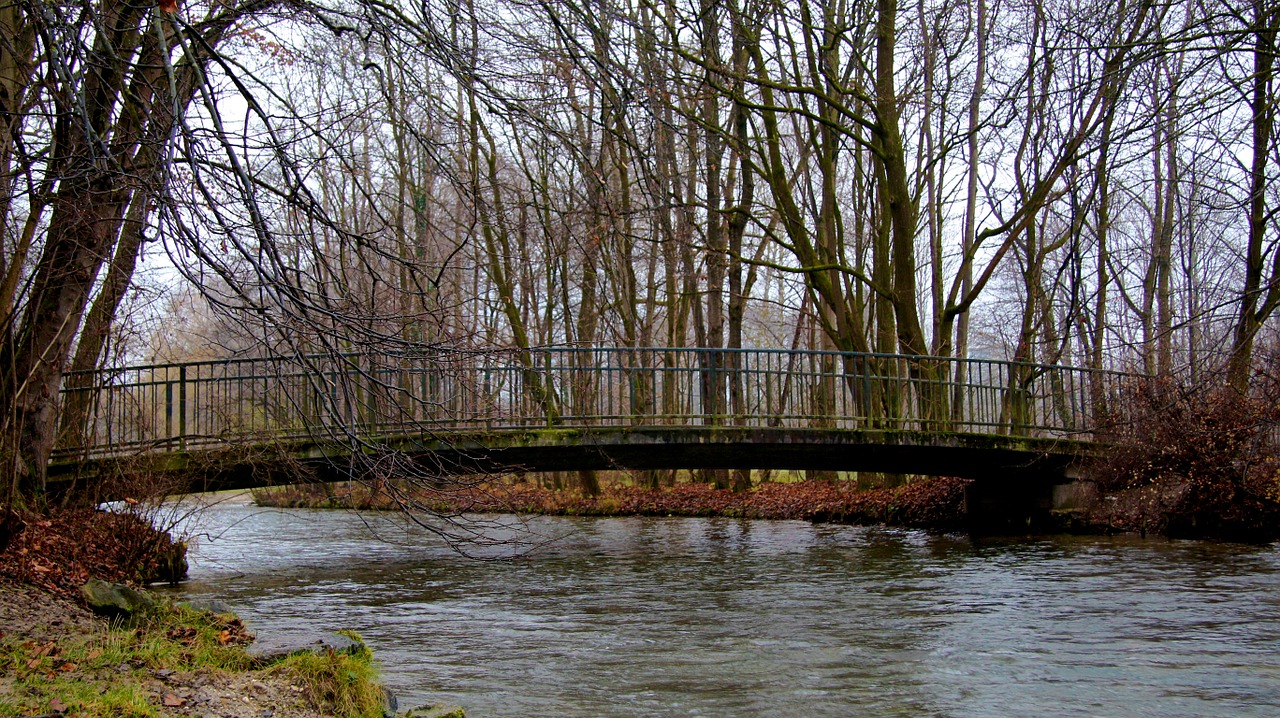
[2,168,128,501]
[1227,0,1279,392]
[58,197,150,450]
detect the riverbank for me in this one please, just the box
[252,474,1280,541]
[253,476,973,529]
[0,506,456,718]
[0,579,383,718]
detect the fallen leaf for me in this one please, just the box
[48,697,67,713]
[85,648,103,660]
[161,693,186,707]
[59,662,78,672]
[26,658,41,669]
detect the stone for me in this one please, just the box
[402,704,467,718]
[179,597,234,615]
[381,686,399,718]
[245,632,367,664]
[80,578,155,617]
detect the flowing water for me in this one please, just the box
[165,494,1280,717]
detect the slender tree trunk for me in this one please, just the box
[953,0,987,421]
[1227,0,1278,392]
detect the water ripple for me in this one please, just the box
[166,500,1280,718]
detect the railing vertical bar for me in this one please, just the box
[178,364,187,451]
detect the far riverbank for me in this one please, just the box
[252,476,974,530]
[252,474,1253,539]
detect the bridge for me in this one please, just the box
[48,347,1125,517]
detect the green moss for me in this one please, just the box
[0,677,158,718]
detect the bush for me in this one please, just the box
[1093,374,1280,541]
[0,506,188,596]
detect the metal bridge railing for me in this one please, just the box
[53,347,1128,460]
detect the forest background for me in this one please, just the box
[1,0,1278,502]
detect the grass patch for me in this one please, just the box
[270,631,384,718]
[0,603,249,717]
[0,602,385,718]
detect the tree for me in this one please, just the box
[1226,0,1280,391]
[0,0,289,504]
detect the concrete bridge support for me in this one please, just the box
[963,475,1100,533]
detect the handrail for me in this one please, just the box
[59,346,1135,381]
[53,347,1132,461]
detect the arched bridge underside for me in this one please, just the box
[48,347,1120,496]
[50,427,1100,496]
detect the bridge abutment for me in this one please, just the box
[963,475,1100,534]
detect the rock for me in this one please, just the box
[245,632,367,664]
[381,686,399,718]
[178,597,234,615]
[402,704,467,718]
[80,578,155,617]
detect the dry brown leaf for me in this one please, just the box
[161,693,186,707]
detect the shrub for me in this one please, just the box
[1093,374,1280,541]
[0,506,188,596]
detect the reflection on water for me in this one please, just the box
[165,494,1280,717]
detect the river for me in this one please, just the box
[165,493,1280,717]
